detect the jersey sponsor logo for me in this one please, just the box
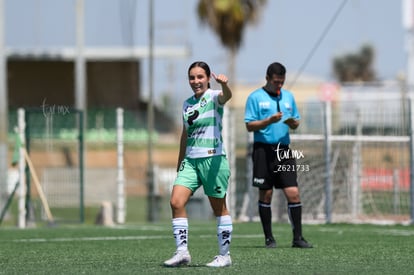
[184,106,200,126]
[208,149,216,155]
[184,97,209,125]
[259,101,270,109]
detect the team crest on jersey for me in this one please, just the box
[284,102,292,109]
[200,97,207,107]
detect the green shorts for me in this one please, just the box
[174,155,230,198]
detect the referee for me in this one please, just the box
[244,62,312,249]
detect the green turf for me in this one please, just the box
[0,222,413,274]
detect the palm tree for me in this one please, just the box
[197,0,266,215]
[197,0,267,83]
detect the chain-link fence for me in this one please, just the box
[2,86,413,226]
[232,95,412,224]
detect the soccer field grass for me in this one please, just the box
[0,222,413,274]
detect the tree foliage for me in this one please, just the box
[333,44,376,83]
[197,0,267,52]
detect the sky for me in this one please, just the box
[4,0,408,105]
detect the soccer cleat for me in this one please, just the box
[206,254,232,267]
[163,250,191,267]
[265,237,277,248]
[292,237,313,248]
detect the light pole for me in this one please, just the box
[402,0,414,225]
[0,0,8,200]
[147,0,156,222]
[75,0,86,112]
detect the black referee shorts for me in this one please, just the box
[251,142,298,190]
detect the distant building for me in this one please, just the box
[5,46,190,132]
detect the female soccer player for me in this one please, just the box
[163,61,233,268]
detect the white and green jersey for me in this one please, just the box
[182,89,226,158]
